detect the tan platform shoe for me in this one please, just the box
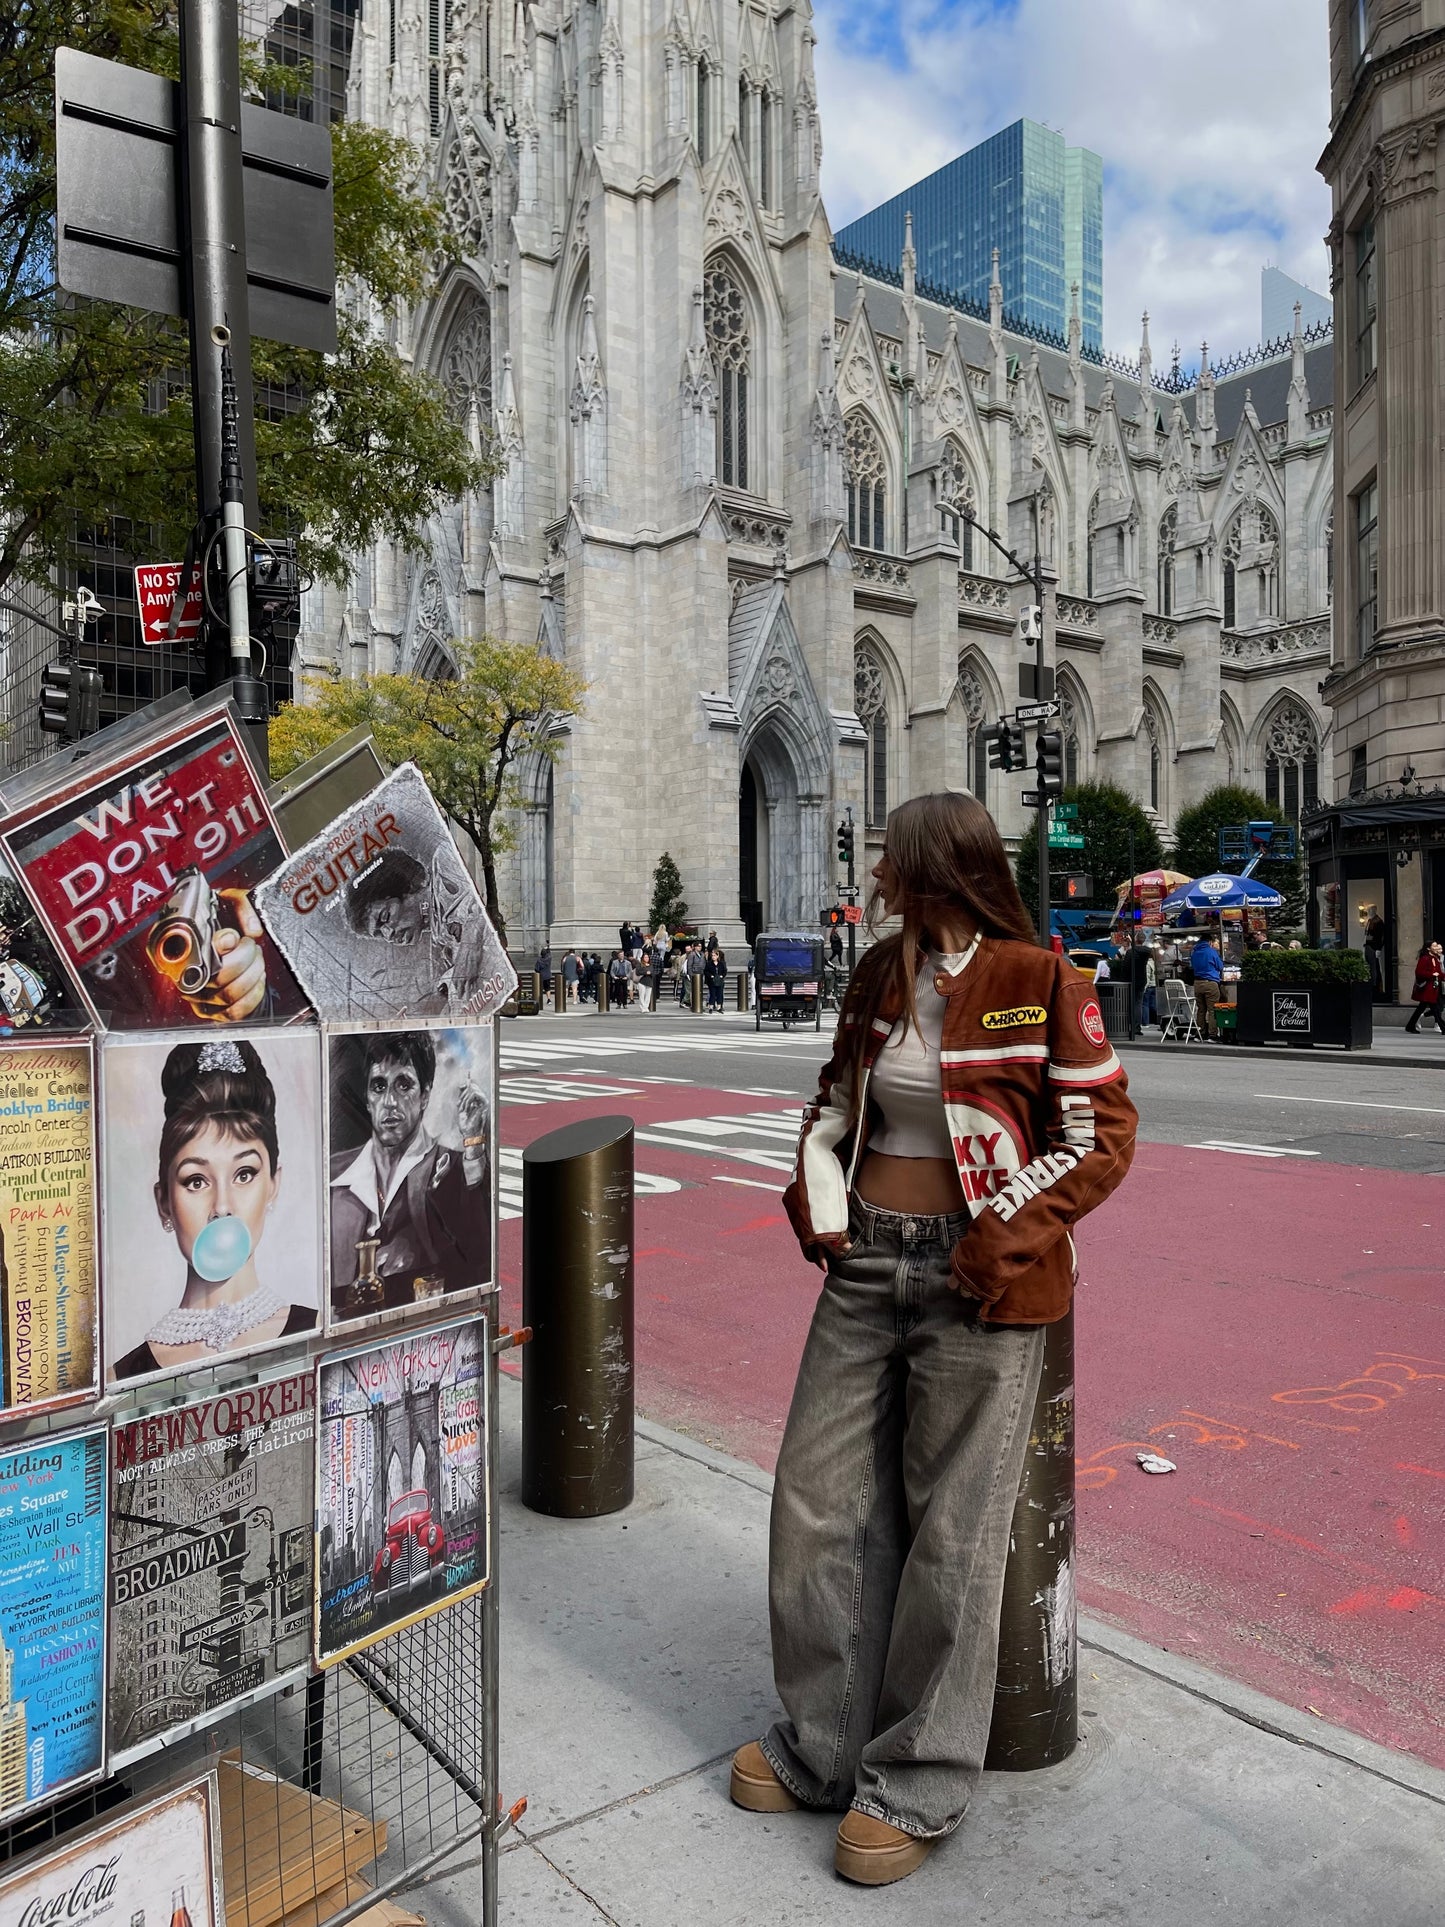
[834,1809,934,1885]
[729,1742,799,1812]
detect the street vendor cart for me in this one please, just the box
[753,930,824,1032]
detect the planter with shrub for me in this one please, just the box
[1235,949,1372,1049]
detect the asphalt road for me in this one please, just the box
[495,1004,1445,1772]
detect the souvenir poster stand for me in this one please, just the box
[0,698,515,1927]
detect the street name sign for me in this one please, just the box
[1048,832,1086,850]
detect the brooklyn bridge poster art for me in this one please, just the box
[0,1425,107,1820]
[315,1318,487,1665]
[108,1370,315,1761]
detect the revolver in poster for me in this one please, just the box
[145,865,225,996]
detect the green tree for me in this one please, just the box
[1170,785,1306,928]
[1014,782,1164,925]
[648,853,688,935]
[0,1,494,594]
[269,637,587,943]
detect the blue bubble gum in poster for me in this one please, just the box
[0,1426,106,1816]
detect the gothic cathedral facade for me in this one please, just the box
[310,0,1338,953]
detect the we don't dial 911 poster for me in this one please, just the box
[0,711,307,1031]
[0,1426,107,1820]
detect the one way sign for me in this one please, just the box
[134,563,203,647]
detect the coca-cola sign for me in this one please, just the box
[16,1855,117,1927]
[0,1778,219,1927]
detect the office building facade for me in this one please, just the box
[833,119,1105,351]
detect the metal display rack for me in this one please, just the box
[0,1265,504,1927]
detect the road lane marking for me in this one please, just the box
[712,1175,785,1191]
[1187,1140,1322,1158]
[1256,1093,1445,1116]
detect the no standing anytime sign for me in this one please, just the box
[134,562,203,646]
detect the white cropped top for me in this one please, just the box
[867,938,979,1159]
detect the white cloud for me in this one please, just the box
[813,0,1332,361]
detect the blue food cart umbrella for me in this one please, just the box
[1161,872,1284,913]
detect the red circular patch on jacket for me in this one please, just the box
[1079,1000,1107,1048]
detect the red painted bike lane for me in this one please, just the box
[499,1079,1445,1768]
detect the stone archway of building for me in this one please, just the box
[739,716,823,937]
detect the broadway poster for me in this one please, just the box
[0,1425,107,1821]
[255,764,515,1024]
[316,1318,487,1664]
[0,1038,98,1418]
[0,1775,221,1927]
[109,1371,315,1761]
[0,709,308,1030]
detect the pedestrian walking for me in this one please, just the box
[829,927,844,966]
[582,952,600,1003]
[1142,945,1158,1029]
[637,944,654,1011]
[536,945,553,994]
[675,942,693,1004]
[730,791,1137,1886]
[619,919,635,958]
[561,948,580,1000]
[685,941,706,1008]
[1190,931,1223,1038]
[607,949,630,1009]
[1405,942,1445,1033]
[650,935,668,1011]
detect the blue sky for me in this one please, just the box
[812,0,1332,360]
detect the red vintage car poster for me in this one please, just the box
[0,710,308,1030]
[314,1317,486,1665]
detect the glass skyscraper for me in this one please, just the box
[834,120,1104,353]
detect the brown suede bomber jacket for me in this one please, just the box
[782,939,1138,1325]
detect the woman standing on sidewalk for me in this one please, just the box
[731,792,1137,1887]
[1405,941,1445,1034]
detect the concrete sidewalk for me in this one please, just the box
[428,1376,1445,1925]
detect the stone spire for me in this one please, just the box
[1195,341,1216,453]
[988,247,1007,401]
[901,210,915,301]
[493,351,525,541]
[1286,300,1311,445]
[570,293,608,497]
[1067,283,1086,431]
[811,327,845,525]
[1136,310,1155,443]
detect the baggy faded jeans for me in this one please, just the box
[763,1199,1045,1839]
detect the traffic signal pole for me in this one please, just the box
[1031,511,1048,946]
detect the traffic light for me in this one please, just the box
[988,717,1026,773]
[836,817,855,867]
[38,659,102,741]
[1036,728,1064,797]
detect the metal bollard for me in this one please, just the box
[597,970,609,1013]
[736,971,750,1011]
[689,972,703,1013]
[554,972,568,1013]
[986,1308,1077,1770]
[521,1116,635,1517]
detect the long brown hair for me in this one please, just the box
[842,792,1037,1111]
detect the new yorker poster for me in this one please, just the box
[0,1038,98,1419]
[0,1425,107,1820]
[108,1370,314,1762]
[0,1774,221,1927]
[0,710,307,1030]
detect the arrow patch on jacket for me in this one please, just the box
[981,1005,1048,1030]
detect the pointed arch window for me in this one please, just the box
[854,644,889,828]
[957,659,989,803]
[1264,701,1319,823]
[845,412,887,551]
[939,440,976,571]
[704,261,750,489]
[1157,502,1177,616]
[1143,703,1163,814]
[1060,683,1081,789]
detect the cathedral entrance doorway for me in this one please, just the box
[739,723,825,939]
[739,761,765,944]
